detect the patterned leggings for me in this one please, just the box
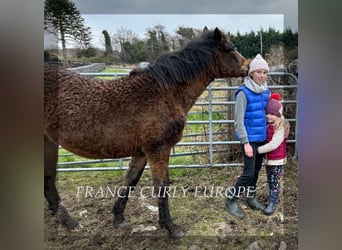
[265,165,284,193]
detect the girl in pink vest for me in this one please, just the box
[257,93,289,215]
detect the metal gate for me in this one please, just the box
[57,71,297,172]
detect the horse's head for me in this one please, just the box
[202,27,249,78]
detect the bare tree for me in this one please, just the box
[112,27,139,61]
[145,25,171,60]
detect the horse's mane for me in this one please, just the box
[148,31,219,89]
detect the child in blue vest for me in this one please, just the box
[257,93,288,215]
[225,54,270,219]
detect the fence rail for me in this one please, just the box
[57,71,298,172]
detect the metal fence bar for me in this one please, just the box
[208,84,213,165]
[57,71,298,172]
[57,163,245,172]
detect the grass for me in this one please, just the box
[95,67,130,80]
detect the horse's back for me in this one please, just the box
[44,63,173,159]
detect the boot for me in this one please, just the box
[225,196,244,219]
[246,190,265,210]
[263,191,278,215]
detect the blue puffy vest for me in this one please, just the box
[235,85,270,142]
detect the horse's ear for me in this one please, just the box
[213,27,223,41]
[203,26,209,32]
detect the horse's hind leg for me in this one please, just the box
[113,154,147,227]
[149,156,184,239]
[44,136,60,213]
[44,135,78,229]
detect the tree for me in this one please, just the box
[176,27,196,47]
[112,27,138,61]
[76,47,97,58]
[44,0,91,64]
[145,25,170,61]
[102,30,113,57]
[122,40,147,63]
[282,28,298,62]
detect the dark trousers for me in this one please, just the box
[233,142,265,197]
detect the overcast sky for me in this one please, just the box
[70,0,298,49]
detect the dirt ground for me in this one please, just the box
[44,158,298,249]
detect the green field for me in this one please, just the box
[95,67,130,80]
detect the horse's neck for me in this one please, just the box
[178,77,214,113]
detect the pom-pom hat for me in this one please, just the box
[266,93,283,117]
[248,53,269,75]
[269,93,281,101]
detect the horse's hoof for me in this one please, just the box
[169,225,184,239]
[170,229,184,239]
[114,220,127,228]
[63,218,80,229]
[56,205,79,229]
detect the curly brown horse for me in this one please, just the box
[44,27,248,238]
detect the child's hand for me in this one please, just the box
[285,120,291,138]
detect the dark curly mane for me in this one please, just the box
[148,31,221,89]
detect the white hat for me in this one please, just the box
[248,54,269,75]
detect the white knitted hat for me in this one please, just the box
[248,54,269,75]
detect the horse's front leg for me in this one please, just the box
[113,154,147,228]
[149,153,184,239]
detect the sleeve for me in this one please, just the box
[257,127,284,154]
[234,91,248,144]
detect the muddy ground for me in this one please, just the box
[44,158,298,249]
